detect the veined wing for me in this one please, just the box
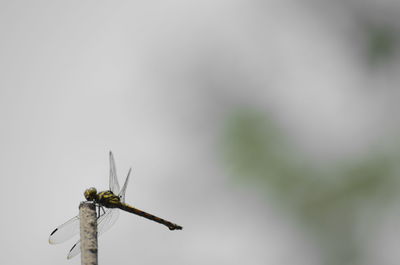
[49,204,120,244]
[97,207,119,235]
[67,207,119,259]
[49,216,79,244]
[119,168,131,202]
[109,151,120,194]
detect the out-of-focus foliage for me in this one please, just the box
[223,109,400,265]
[365,23,398,66]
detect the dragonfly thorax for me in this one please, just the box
[84,187,98,201]
[97,190,121,208]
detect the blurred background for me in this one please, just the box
[1,1,400,265]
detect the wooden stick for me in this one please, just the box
[79,202,98,265]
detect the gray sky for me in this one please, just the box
[1,1,400,265]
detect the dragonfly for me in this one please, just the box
[49,152,183,259]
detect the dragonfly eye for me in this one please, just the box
[84,187,97,201]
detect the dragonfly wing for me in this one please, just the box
[109,151,120,194]
[98,207,119,235]
[66,207,120,259]
[118,168,131,202]
[49,216,80,244]
[67,240,81,260]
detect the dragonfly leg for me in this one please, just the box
[96,205,101,218]
[100,206,106,216]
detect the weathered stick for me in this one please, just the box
[79,202,98,265]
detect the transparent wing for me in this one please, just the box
[67,240,81,260]
[119,168,131,203]
[66,207,120,259]
[97,207,119,235]
[49,216,80,244]
[109,151,120,194]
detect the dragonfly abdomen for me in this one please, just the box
[117,203,183,231]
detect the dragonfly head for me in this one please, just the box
[84,187,98,201]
